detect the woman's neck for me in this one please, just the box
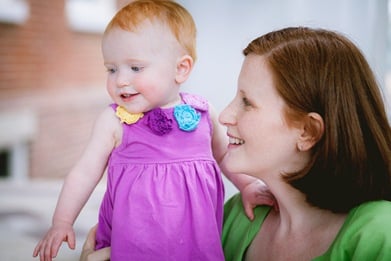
[250,181,348,260]
[270,182,346,235]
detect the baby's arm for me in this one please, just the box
[33,107,120,261]
[209,104,276,219]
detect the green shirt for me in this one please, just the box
[222,193,391,261]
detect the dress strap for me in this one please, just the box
[180,92,209,111]
[110,103,118,111]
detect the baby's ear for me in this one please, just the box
[175,55,193,84]
[297,112,324,151]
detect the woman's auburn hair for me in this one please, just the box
[244,27,391,213]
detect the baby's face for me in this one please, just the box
[102,20,184,114]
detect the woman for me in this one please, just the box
[221,27,391,260]
[81,26,391,261]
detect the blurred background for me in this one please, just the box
[0,0,390,260]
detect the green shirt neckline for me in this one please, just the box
[223,194,391,261]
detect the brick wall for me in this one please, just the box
[0,0,111,179]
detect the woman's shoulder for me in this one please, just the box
[346,200,391,234]
[323,200,391,260]
[335,200,391,242]
[347,200,391,228]
[222,193,271,261]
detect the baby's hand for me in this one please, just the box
[80,224,111,261]
[33,222,75,261]
[241,179,277,220]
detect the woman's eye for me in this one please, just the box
[242,97,251,107]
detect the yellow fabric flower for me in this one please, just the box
[115,106,144,124]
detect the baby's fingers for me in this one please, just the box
[32,240,52,261]
[244,203,255,221]
[38,235,62,261]
[255,194,279,211]
[48,236,63,260]
[66,230,76,250]
[254,194,275,207]
[32,241,42,257]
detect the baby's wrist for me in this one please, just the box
[52,219,73,227]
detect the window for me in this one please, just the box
[0,0,29,24]
[0,110,37,181]
[66,0,116,33]
[0,150,9,178]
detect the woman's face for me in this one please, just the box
[219,54,303,180]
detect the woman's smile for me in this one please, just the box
[228,135,245,145]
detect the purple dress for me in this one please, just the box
[95,93,225,260]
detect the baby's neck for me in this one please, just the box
[160,94,182,109]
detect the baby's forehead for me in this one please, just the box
[105,18,173,40]
[105,12,170,33]
[132,18,172,33]
[102,21,184,58]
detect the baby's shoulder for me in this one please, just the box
[94,105,122,135]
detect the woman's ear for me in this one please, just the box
[175,55,193,84]
[297,112,324,151]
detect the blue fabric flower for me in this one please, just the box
[174,104,201,132]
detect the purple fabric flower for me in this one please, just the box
[147,108,173,135]
[174,104,201,132]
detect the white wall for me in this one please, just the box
[177,0,389,200]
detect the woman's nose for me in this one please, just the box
[219,101,236,126]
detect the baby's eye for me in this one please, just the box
[131,66,143,72]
